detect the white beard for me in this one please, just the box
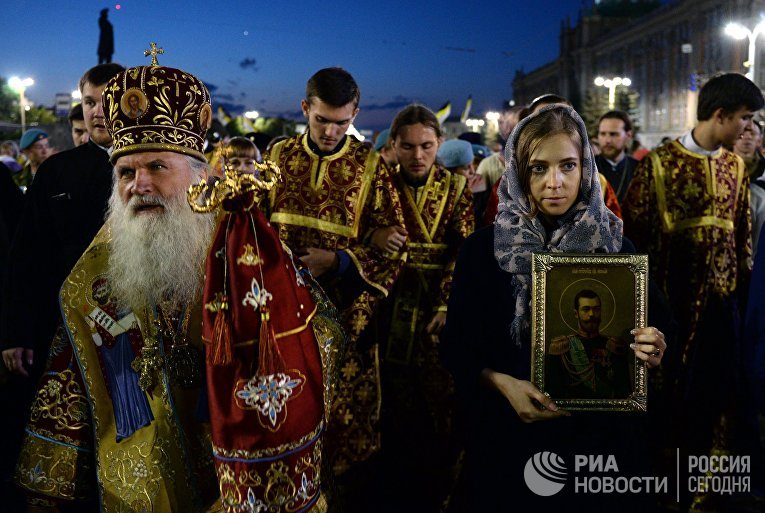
[106,186,214,312]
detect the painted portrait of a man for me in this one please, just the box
[546,288,632,399]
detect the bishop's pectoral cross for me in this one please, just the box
[144,42,165,66]
[131,336,165,392]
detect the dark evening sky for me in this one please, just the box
[3,0,591,130]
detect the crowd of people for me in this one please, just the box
[0,54,762,513]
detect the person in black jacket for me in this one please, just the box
[0,162,23,269]
[0,63,123,511]
[0,161,23,511]
[2,62,124,378]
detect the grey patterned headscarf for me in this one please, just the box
[494,105,622,346]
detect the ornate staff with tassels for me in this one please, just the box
[189,151,345,513]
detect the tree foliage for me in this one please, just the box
[581,87,640,138]
[0,76,57,128]
[253,117,297,138]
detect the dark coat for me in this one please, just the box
[595,154,638,204]
[441,226,676,512]
[1,141,112,376]
[0,162,23,270]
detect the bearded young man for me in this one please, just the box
[366,105,474,510]
[547,290,631,399]
[595,110,638,203]
[13,60,221,513]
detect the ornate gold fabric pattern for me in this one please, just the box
[215,439,323,513]
[394,166,473,310]
[15,431,94,501]
[103,63,212,163]
[310,284,347,421]
[101,440,172,511]
[212,423,323,460]
[29,369,89,432]
[384,165,473,364]
[52,227,217,512]
[268,134,406,475]
[268,134,376,240]
[623,142,751,361]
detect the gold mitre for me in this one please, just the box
[103,42,213,163]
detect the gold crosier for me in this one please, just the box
[187,155,281,213]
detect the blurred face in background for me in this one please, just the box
[24,138,51,168]
[734,122,762,159]
[71,120,89,146]
[499,109,520,140]
[597,118,631,162]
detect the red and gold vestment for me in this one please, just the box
[623,142,751,362]
[268,134,405,474]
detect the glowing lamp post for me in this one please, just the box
[465,118,485,133]
[594,76,631,110]
[725,21,765,81]
[9,76,34,132]
[485,111,500,135]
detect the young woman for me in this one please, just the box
[442,105,667,512]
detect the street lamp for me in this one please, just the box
[8,76,34,132]
[594,76,631,110]
[72,89,82,101]
[485,111,500,132]
[465,118,485,132]
[725,20,765,81]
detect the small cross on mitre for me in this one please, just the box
[144,42,165,66]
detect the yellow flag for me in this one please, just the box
[460,96,472,123]
[435,101,452,125]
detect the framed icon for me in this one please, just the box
[120,88,148,119]
[530,253,648,411]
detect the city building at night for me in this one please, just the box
[513,0,765,146]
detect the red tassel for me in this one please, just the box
[257,307,285,376]
[211,297,234,366]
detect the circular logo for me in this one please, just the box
[524,451,568,496]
